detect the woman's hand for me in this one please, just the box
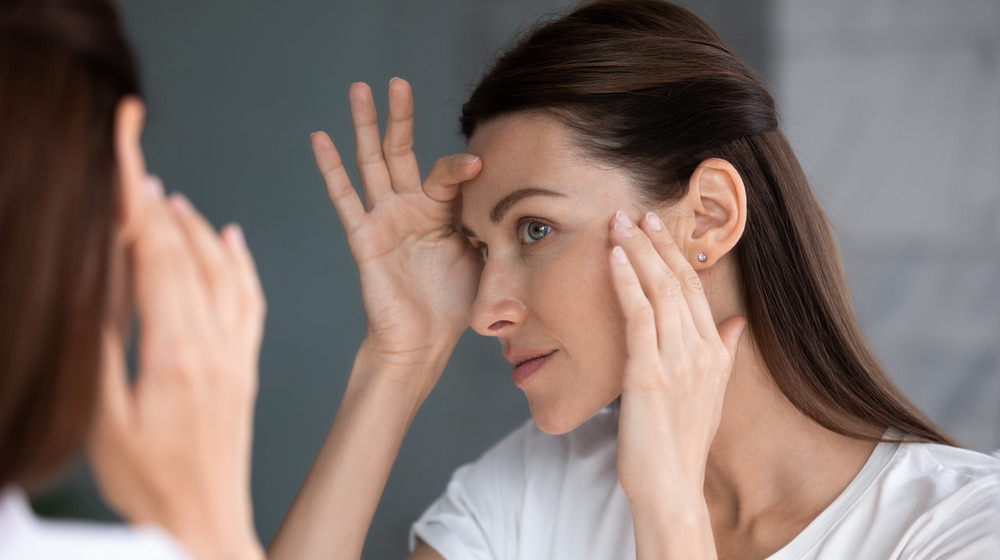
[269,80,480,558]
[608,210,745,559]
[88,177,266,560]
[312,79,483,380]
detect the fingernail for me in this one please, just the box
[390,76,401,83]
[145,175,163,199]
[461,154,480,165]
[645,212,663,231]
[612,246,628,264]
[169,193,191,214]
[225,224,246,248]
[615,210,633,228]
[310,131,316,138]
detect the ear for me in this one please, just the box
[113,96,149,240]
[675,158,747,267]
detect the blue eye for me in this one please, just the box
[479,244,488,261]
[519,221,552,244]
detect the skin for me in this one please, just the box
[269,80,484,560]
[272,80,879,560]
[85,97,267,560]
[460,114,636,434]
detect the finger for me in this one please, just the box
[608,245,660,367]
[610,211,692,350]
[639,212,718,342]
[349,82,392,205]
[312,131,366,233]
[383,78,421,193]
[167,193,238,326]
[221,224,267,350]
[423,153,483,203]
[132,194,212,342]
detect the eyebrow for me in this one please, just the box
[461,187,567,238]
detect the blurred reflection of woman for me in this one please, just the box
[0,1,266,558]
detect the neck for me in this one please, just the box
[703,339,877,535]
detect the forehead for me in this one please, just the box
[460,115,637,224]
[466,113,582,165]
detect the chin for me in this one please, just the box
[531,414,581,435]
[526,397,612,435]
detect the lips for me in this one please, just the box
[508,350,556,388]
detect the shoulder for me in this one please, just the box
[881,443,1000,557]
[408,418,538,559]
[776,442,1000,559]
[410,408,622,559]
[876,441,1000,513]
[0,487,190,560]
[888,441,1000,490]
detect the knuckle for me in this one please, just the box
[427,158,454,182]
[679,268,703,294]
[357,148,384,166]
[654,273,682,302]
[158,342,203,384]
[692,347,713,372]
[628,365,669,394]
[656,231,677,249]
[199,252,227,283]
[385,139,414,158]
[629,302,656,326]
[621,273,643,292]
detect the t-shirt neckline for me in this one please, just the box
[766,436,901,559]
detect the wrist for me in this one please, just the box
[169,513,263,560]
[352,336,457,399]
[160,484,262,560]
[185,537,264,560]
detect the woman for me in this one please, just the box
[273,0,999,558]
[0,1,266,558]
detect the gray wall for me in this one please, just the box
[774,0,1000,452]
[33,1,997,559]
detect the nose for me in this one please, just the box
[470,259,527,337]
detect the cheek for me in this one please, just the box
[547,232,629,376]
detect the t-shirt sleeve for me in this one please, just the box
[899,474,1000,559]
[409,421,533,560]
[1,520,191,560]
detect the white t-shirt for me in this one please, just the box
[410,408,1000,559]
[0,487,189,560]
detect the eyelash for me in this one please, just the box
[477,219,554,261]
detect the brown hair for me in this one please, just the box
[0,0,141,488]
[461,0,954,445]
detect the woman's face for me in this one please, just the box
[461,114,655,434]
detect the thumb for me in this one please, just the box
[717,315,747,360]
[423,154,482,203]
